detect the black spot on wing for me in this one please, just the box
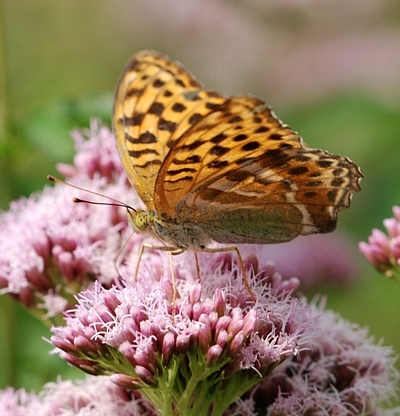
[317,160,332,168]
[188,113,202,125]
[198,188,224,201]
[211,133,227,144]
[125,131,157,144]
[206,91,222,98]
[153,79,165,88]
[254,126,270,133]
[167,167,196,176]
[226,170,252,182]
[304,191,318,198]
[208,160,229,169]
[172,102,186,113]
[242,141,260,151]
[126,88,145,97]
[228,115,243,123]
[158,118,178,132]
[331,177,345,187]
[327,189,338,202]
[172,155,201,165]
[167,139,179,149]
[128,148,159,158]
[178,140,203,151]
[136,159,162,169]
[206,102,219,110]
[164,175,193,184]
[148,102,165,116]
[269,133,282,141]
[295,154,312,162]
[123,113,145,126]
[210,145,229,156]
[287,166,309,175]
[305,180,323,187]
[233,134,247,142]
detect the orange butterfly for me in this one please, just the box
[113,50,362,297]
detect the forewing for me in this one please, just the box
[155,96,362,243]
[113,50,226,209]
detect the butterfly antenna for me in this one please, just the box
[47,175,136,212]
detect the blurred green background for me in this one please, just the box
[1,0,400,397]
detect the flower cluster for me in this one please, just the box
[50,270,308,414]
[0,176,140,323]
[0,121,147,323]
[359,206,400,281]
[57,119,129,184]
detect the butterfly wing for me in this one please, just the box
[113,50,226,209]
[155,96,362,243]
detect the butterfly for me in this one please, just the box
[113,50,362,295]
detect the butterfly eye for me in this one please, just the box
[127,210,150,232]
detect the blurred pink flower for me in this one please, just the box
[0,387,39,416]
[0,123,144,322]
[111,0,400,107]
[57,119,129,185]
[0,177,135,322]
[359,206,400,281]
[257,233,361,290]
[0,377,156,416]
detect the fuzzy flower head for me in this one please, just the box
[51,266,309,415]
[239,299,399,415]
[359,206,400,281]
[0,179,132,323]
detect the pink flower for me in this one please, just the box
[0,376,156,416]
[238,299,399,415]
[51,269,309,413]
[241,233,361,290]
[0,123,151,322]
[359,206,400,281]
[57,119,129,185]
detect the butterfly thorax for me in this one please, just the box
[127,208,211,251]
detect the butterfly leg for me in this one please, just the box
[135,243,183,305]
[167,249,185,305]
[201,246,256,302]
[194,252,201,281]
[113,230,136,289]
